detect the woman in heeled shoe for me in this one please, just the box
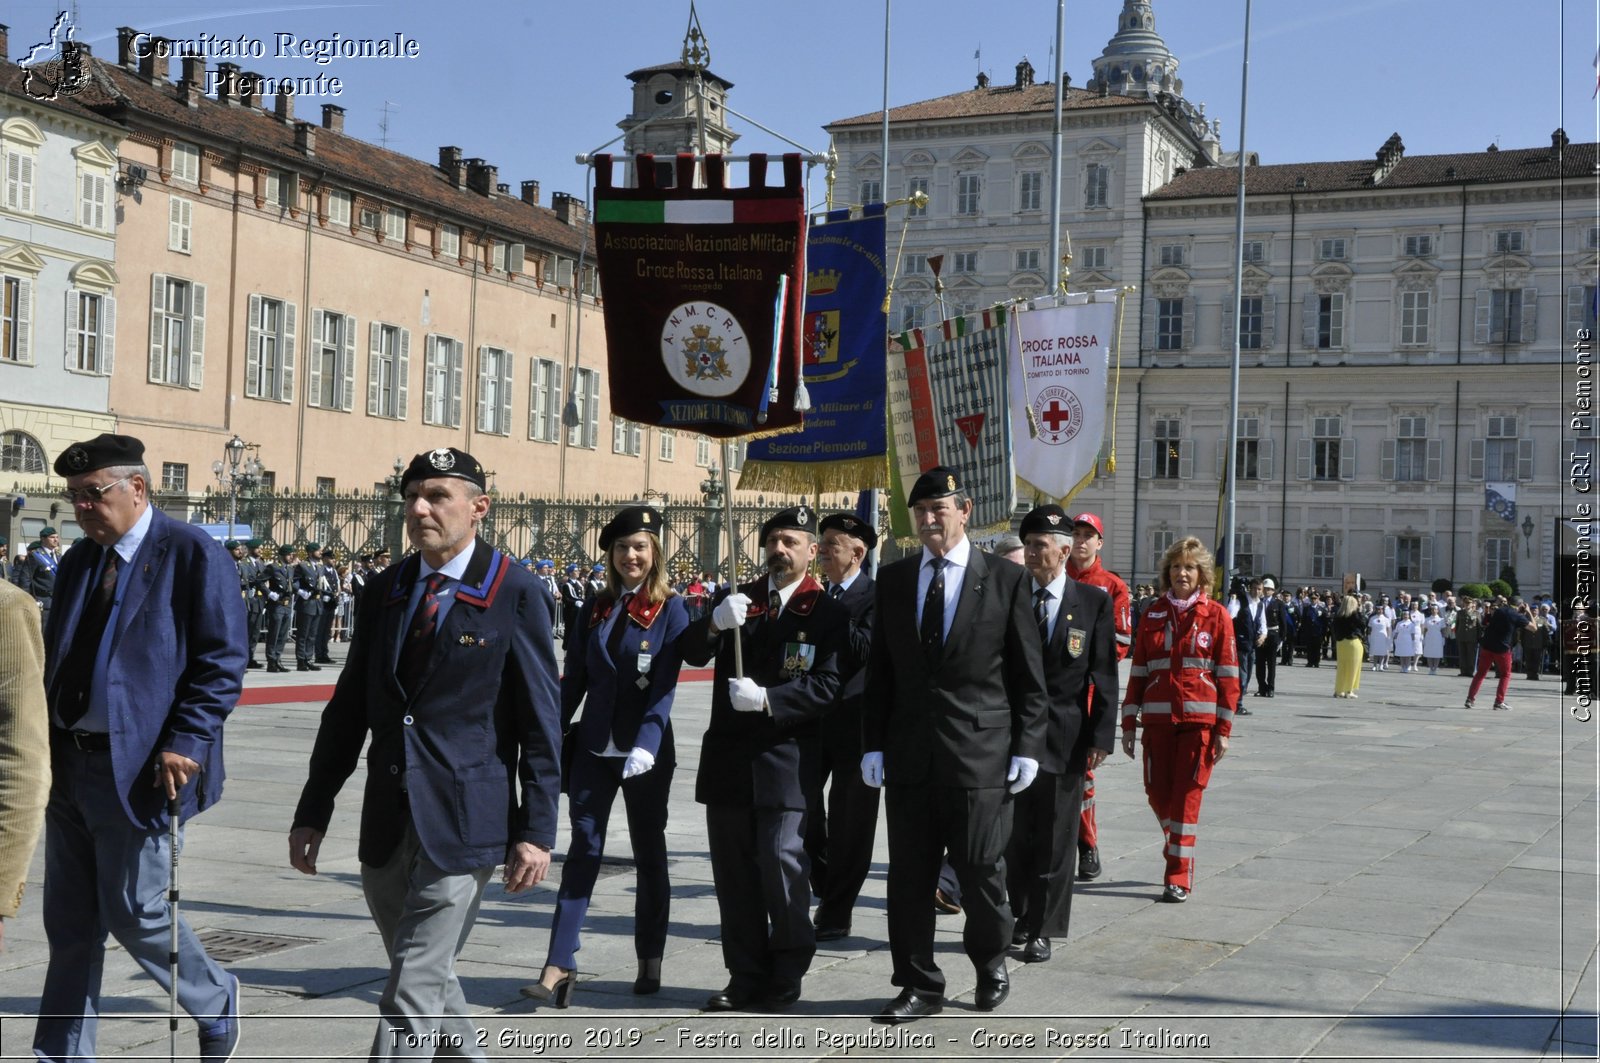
[523,506,688,1006]
[1331,595,1365,698]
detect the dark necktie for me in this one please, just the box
[829,582,844,600]
[769,589,782,619]
[921,557,946,662]
[57,548,121,728]
[1035,585,1052,644]
[397,572,447,696]
[605,592,633,662]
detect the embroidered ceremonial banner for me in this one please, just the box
[1009,292,1117,502]
[887,308,1015,541]
[741,207,888,493]
[591,153,806,438]
[1486,482,1517,523]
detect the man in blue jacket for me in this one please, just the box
[35,433,246,1062]
[288,447,561,1059]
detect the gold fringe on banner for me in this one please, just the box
[737,456,890,496]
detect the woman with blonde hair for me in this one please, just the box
[525,505,688,1006]
[1331,595,1366,698]
[1120,537,1240,902]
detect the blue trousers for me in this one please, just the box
[545,750,673,970]
[34,744,231,1062]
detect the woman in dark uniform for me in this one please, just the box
[523,505,688,1006]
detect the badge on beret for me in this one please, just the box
[1047,513,1061,525]
[429,448,455,471]
[64,446,89,472]
[946,474,956,492]
[642,511,652,524]
[843,518,857,530]
[797,503,809,525]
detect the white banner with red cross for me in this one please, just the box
[1008,292,1117,502]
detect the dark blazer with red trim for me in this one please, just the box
[681,575,846,809]
[291,538,562,874]
[562,591,689,765]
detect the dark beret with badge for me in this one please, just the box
[53,433,146,477]
[305,541,321,554]
[760,503,816,543]
[399,447,487,493]
[38,526,57,538]
[277,544,296,558]
[818,511,878,550]
[907,465,963,506]
[599,505,664,551]
[224,539,240,550]
[1019,503,1072,540]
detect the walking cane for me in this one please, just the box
[168,793,180,1063]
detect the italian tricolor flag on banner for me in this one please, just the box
[594,199,797,225]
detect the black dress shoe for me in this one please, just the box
[1078,846,1102,880]
[761,982,802,1010]
[1236,706,1252,716]
[246,660,263,669]
[296,661,318,671]
[1011,926,1029,946]
[1021,936,1052,963]
[874,989,942,1024]
[814,925,851,943]
[314,657,334,664]
[267,662,287,673]
[705,985,757,1012]
[974,966,1010,1011]
[633,958,662,995]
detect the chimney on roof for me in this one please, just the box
[117,26,138,69]
[275,85,295,123]
[438,146,467,190]
[295,120,316,157]
[1553,127,1570,152]
[975,71,989,89]
[1061,72,1071,90]
[520,180,540,206]
[140,37,171,84]
[1370,132,1404,185]
[178,55,205,106]
[496,183,510,195]
[321,104,344,132]
[240,72,264,110]
[552,191,587,228]
[1486,143,1498,152]
[465,159,498,197]
[216,62,241,104]
[1015,57,1035,89]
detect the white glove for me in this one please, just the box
[860,751,884,788]
[729,677,766,713]
[267,591,280,602]
[1006,755,1040,794]
[622,747,655,779]
[712,593,752,631]
[296,588,312,600]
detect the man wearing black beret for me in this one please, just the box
[681,503,847,1012]
[804,511,879,942]
[862,466,1049,1023]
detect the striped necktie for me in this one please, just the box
[397,572,448,696]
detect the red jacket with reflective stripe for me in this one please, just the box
[1121,593,1240,737]
[1069,558,1132,661]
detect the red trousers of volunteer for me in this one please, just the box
[1467,648,1513,705]
[1078,770,1097,848]
[1140,722,1219,890]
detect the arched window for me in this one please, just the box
[0,430,45,474]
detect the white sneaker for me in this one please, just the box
[1493,701,1511,711]
[1347,692,1358,699]
[1463,698,1474,709]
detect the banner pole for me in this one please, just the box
[721,442,744,678]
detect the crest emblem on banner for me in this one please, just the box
[661,302,750,398]
[1033,386,1085,446]
[803,310,841,367]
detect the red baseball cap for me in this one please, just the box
[1072,512,1104,537]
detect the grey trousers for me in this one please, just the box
[361,824,494,1061]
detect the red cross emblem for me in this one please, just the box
[1041,400,1072,433]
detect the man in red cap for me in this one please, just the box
[1064,512,1131,881]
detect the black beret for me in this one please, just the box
[907,466,962,505]
[599,505,663,551]
[320,548,335,558]
[54,433,145,477]
[760,503,816,544]
[818,511,877,550]
[1019,504,1072,540]
[400,447,487,493]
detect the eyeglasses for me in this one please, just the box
[60,476,132,505]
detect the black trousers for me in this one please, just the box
[1005,768,1084,939]
[245,601,264,660]
[884,783,1013,996]
[1256,635,1279,692]
[801,714,881,931]
[1458,642,1478,676]
[704,804,814,993]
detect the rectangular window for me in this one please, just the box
[79,171,108,230]
[168,197,193,253]
[476,345,512,435]
[1018,171,1042,211]
[1084,163,1109,208]
[327,189,351,225]
[383,206,406,241]
[1015,249,1041,273]
[903,253,927,275]
[900,302,925,332]
[1488,289,1524,344]
[1234,415,1261,480]
[659,429,676,462]
[907,177,928,215]
[528,357,563,443]
[1152,529,1175,561]
[1158,244,1185,267]
[860,179,882,206]
[1491,230,1525,254]
[1318,237,1347,261]
[696,435,712,468]
[1395,536,1424,582]
[1237,296,1264,350]
[1156,298,1185,351]
[315,476,336,496]
[1312,415,1343,481]
[612,417,641,456]
[441,223,460,258]
[1587,225,1600,250]
[1403,234,1433,257]
[358,204,380,232]
[1484,538,1513,583]
[422,334,463,427]
[1,275,30,363]
[245,295,296,403]
[1400,290,1432,346]
[160,462,188,493]
[1395,414,1429,482]
[149,275,204,388]
[171,141,199,183]
[264,169,293,210]
[956,173,981,216]
[4,149,35,212]
[68,290,114,374]
[1232,532,1256,579]
[368,322,407,420]
[1152,417,1183,479]
[1484,414,1519,480]
[567,367,599,448]
[953,251,978,274]
[1081,246,1108,270]
[309,310,354,411]
[1241,240,1266,264]
[1312,533,1337,579]
[1316,293,1344,348]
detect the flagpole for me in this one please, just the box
[881,0,891,203]
[1222,0,1253,585]
[1048,0,1066,293]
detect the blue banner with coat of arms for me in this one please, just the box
[1486,481,1517,522]
[739,206,888,494]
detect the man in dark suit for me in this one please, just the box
[1005,504,1117,964]
[312,547,339,662]
[559,562,586,656]
[681,505,846,1012]
[34,434,245,1062]
[257,545,296,673]
[861,466,1049,1024]
[291,542,325,671]
[21,525,60,629]
[804,511,878,942]
[230,540,264,669]
[1228,581,1258,712]
[244,540,269,668]
[288,447,561,1056]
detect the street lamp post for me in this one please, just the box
[384,456,406,552]
[1522,513,1535,557]
[211,434,261,533]
[699,462,724,575]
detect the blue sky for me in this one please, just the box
[28,0,1599,207]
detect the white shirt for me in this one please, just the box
[1031,569,1068,642]
[915,536,972,641]
[829,569,861,595]
[766,575,803,617]
[407,539,476,633]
